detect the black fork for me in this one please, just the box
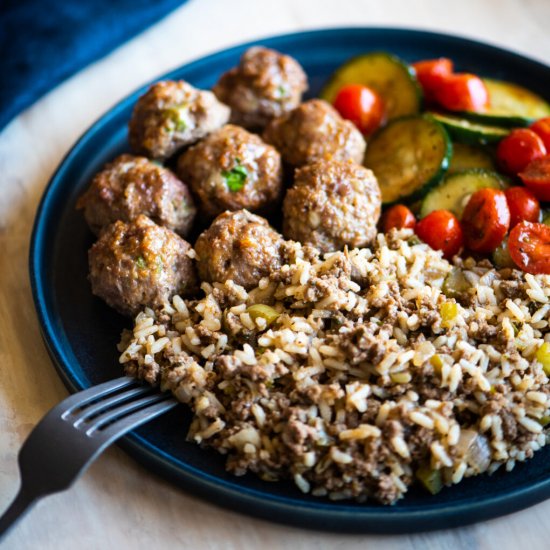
[0,376,178,541]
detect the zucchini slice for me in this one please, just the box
[320,52,422,121]
[429,112,509,145]
[364,115,452,205]
[448,143,495,174]
[461,79,550,127]
[420,169,508,219]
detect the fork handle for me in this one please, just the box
[0,488,36,540]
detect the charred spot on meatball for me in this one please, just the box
[262,99,366,168]
[177,124,283,219]
[213,46,308,130]
[195,210,283,289]
[128,80,230,160]
[76,154,196,236]
[283,159,381,253]
[89,215,197,316]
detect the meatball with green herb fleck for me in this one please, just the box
[213,46,308,130]
[177,124,283,218]
[89,215,197,316]
[77,154,196,236]
[128,80,230,160]
[195,210,283,289]
[283,159,381,253]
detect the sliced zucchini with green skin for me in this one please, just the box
[492,236,515,268]
[428,112,509,146]
[420,169,508,219]
[364,115,451,205]
[461,79,550,127]
[448,143,495,174]
[320,52,422,120]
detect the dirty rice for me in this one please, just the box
[119,230,550,504]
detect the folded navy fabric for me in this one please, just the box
[0,0,187,131]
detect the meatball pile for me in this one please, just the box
[79,46,383,317]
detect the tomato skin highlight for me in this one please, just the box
[434,73,489,112]
[412,58,453,103]
[504,186,541,228]
[530,118,550,151]
[382,204,416,233]
[497,129,547,176]
[462,188,510,253]
[520,156,550,201]
[415,210,463,259]
[508,221,550,275]
[333,84,386,135]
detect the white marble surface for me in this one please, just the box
[1,0,550,548]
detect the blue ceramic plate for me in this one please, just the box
[30,28,550,533]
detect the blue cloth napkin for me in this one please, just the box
[0,0,187,131]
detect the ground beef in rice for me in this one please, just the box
[119,230,550,504]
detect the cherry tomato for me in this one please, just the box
[415,210,463,259]
[504,186,540,228]
[461,188,510,253]
[382,204,416,233]
[497,129,547,175]
[530,117,550,151]
[508,221,550,274]
[412,58,453,103]
[519,156,550,201]
[434,73,489,112]
[333,84,386,135]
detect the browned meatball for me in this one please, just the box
[128,80,230,160]
[77,154,196,236]
[195,210,283,289]
[262,99,366,167]
[283,160,381,253]
[213,46,308,130]
[177,125,283,218]
[89,215,197,316]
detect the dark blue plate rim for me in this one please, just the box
[29,27,550,533]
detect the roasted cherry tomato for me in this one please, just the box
[497,128,547,175]
[333,84,386,135]
[530,117,550,151]
[382,204,416,233]
[434,73,489,112]
[520,156,550,201]
[412,58,453,103]
[508,221,550,274]
[504,186,540,228]
[461,188,510,253]
[415,210,463,259]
